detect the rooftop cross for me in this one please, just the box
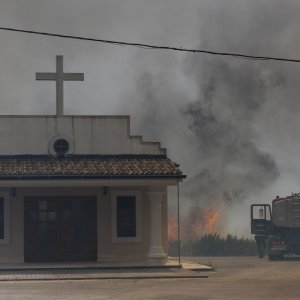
[36,55,84,115]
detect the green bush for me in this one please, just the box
[169,233,257,256]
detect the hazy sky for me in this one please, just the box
[1,0,300,236]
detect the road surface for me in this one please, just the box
[0,257,299,299]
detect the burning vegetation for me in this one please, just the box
[168,202,221,241]
[168,203,256,256]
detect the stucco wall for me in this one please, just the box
[0,186,168,264]
[98,186,168,262]
[0,189,24,263]
[0,116,165,155]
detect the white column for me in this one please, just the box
[147,190,167,261]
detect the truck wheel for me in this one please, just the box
[268,254,276,260]
[268,254,283,261]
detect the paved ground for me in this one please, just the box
[0,258,211,281]
[0,256,299,299]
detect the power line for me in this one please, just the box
[0,26,300,63]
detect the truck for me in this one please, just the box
[251,193,300,260]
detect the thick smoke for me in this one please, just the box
[1,0,300,236]
[128,1,300,236]
[182,57,280,206]
[180,1,300,213]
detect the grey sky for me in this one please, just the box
[0,0,300,236]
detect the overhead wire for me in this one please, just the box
[0,26,300,63]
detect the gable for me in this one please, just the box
[0,115,165,155]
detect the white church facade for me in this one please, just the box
[0,56,185,264]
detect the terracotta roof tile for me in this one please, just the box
[0,155,185,179]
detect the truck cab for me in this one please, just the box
[251,204,271,258]
[251,204,271,236]
[251,194,300,260]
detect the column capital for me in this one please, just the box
[146,189,165,202]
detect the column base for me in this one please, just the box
[147,245,167,259]
[147,256,167,266]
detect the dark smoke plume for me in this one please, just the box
[1,0,300,236]
[182,57,280,206]
[128,0,300,235]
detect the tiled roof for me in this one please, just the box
[0,155,185,179]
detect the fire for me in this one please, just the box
[202,205,219,234]
[168,202,220,241]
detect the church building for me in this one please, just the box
[0,56,185,264]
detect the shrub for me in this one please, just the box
[169,233,257,256]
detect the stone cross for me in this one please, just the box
[36,55,84,115]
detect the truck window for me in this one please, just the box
[252,205,271,221]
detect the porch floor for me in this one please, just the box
[0,257,212,281]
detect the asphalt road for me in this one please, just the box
[0,257,299,299]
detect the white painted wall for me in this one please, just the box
[0,186,168,264]
[0,116,165,155]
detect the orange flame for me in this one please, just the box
[169,202,220,241]
[201,205,219,234]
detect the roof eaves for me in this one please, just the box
[0,174,187,180]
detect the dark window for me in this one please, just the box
[53,139,69,155]
[0,197,4,239]
[117,196,136,237]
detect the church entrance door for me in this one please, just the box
[24,196,97,262]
